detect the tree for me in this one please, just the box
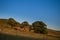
[32,21,47,34]
[21,21,29,28]
[7,18,17,27]
[14,22,21,27]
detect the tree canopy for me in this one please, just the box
[7,18,20,27]
[21,21,29,28]
[32,21,47,34]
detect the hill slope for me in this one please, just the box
[0,28,60,40]
[0,19,60,40]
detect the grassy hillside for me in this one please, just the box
[0,19,60,40]
[0,27,60,40]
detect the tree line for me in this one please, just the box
[7,18,48,34]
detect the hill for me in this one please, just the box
[0,18,60,40]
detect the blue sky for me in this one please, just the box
[0,0,60,31]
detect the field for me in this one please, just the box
[0,28,60,40]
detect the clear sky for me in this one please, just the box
[0,0,60,31]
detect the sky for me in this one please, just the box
[0,0,60,31]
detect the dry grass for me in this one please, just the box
[0,27,60,40]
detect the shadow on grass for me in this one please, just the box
[0,33,42,40]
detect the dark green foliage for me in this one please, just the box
[22,21,29,26]
[21,21,29,28]
[34,27,47,34]
[7,18,20,27]
[32,21,47,34]
[14,22,21,27]
[7,18,16,26]
[32,21,47,27]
